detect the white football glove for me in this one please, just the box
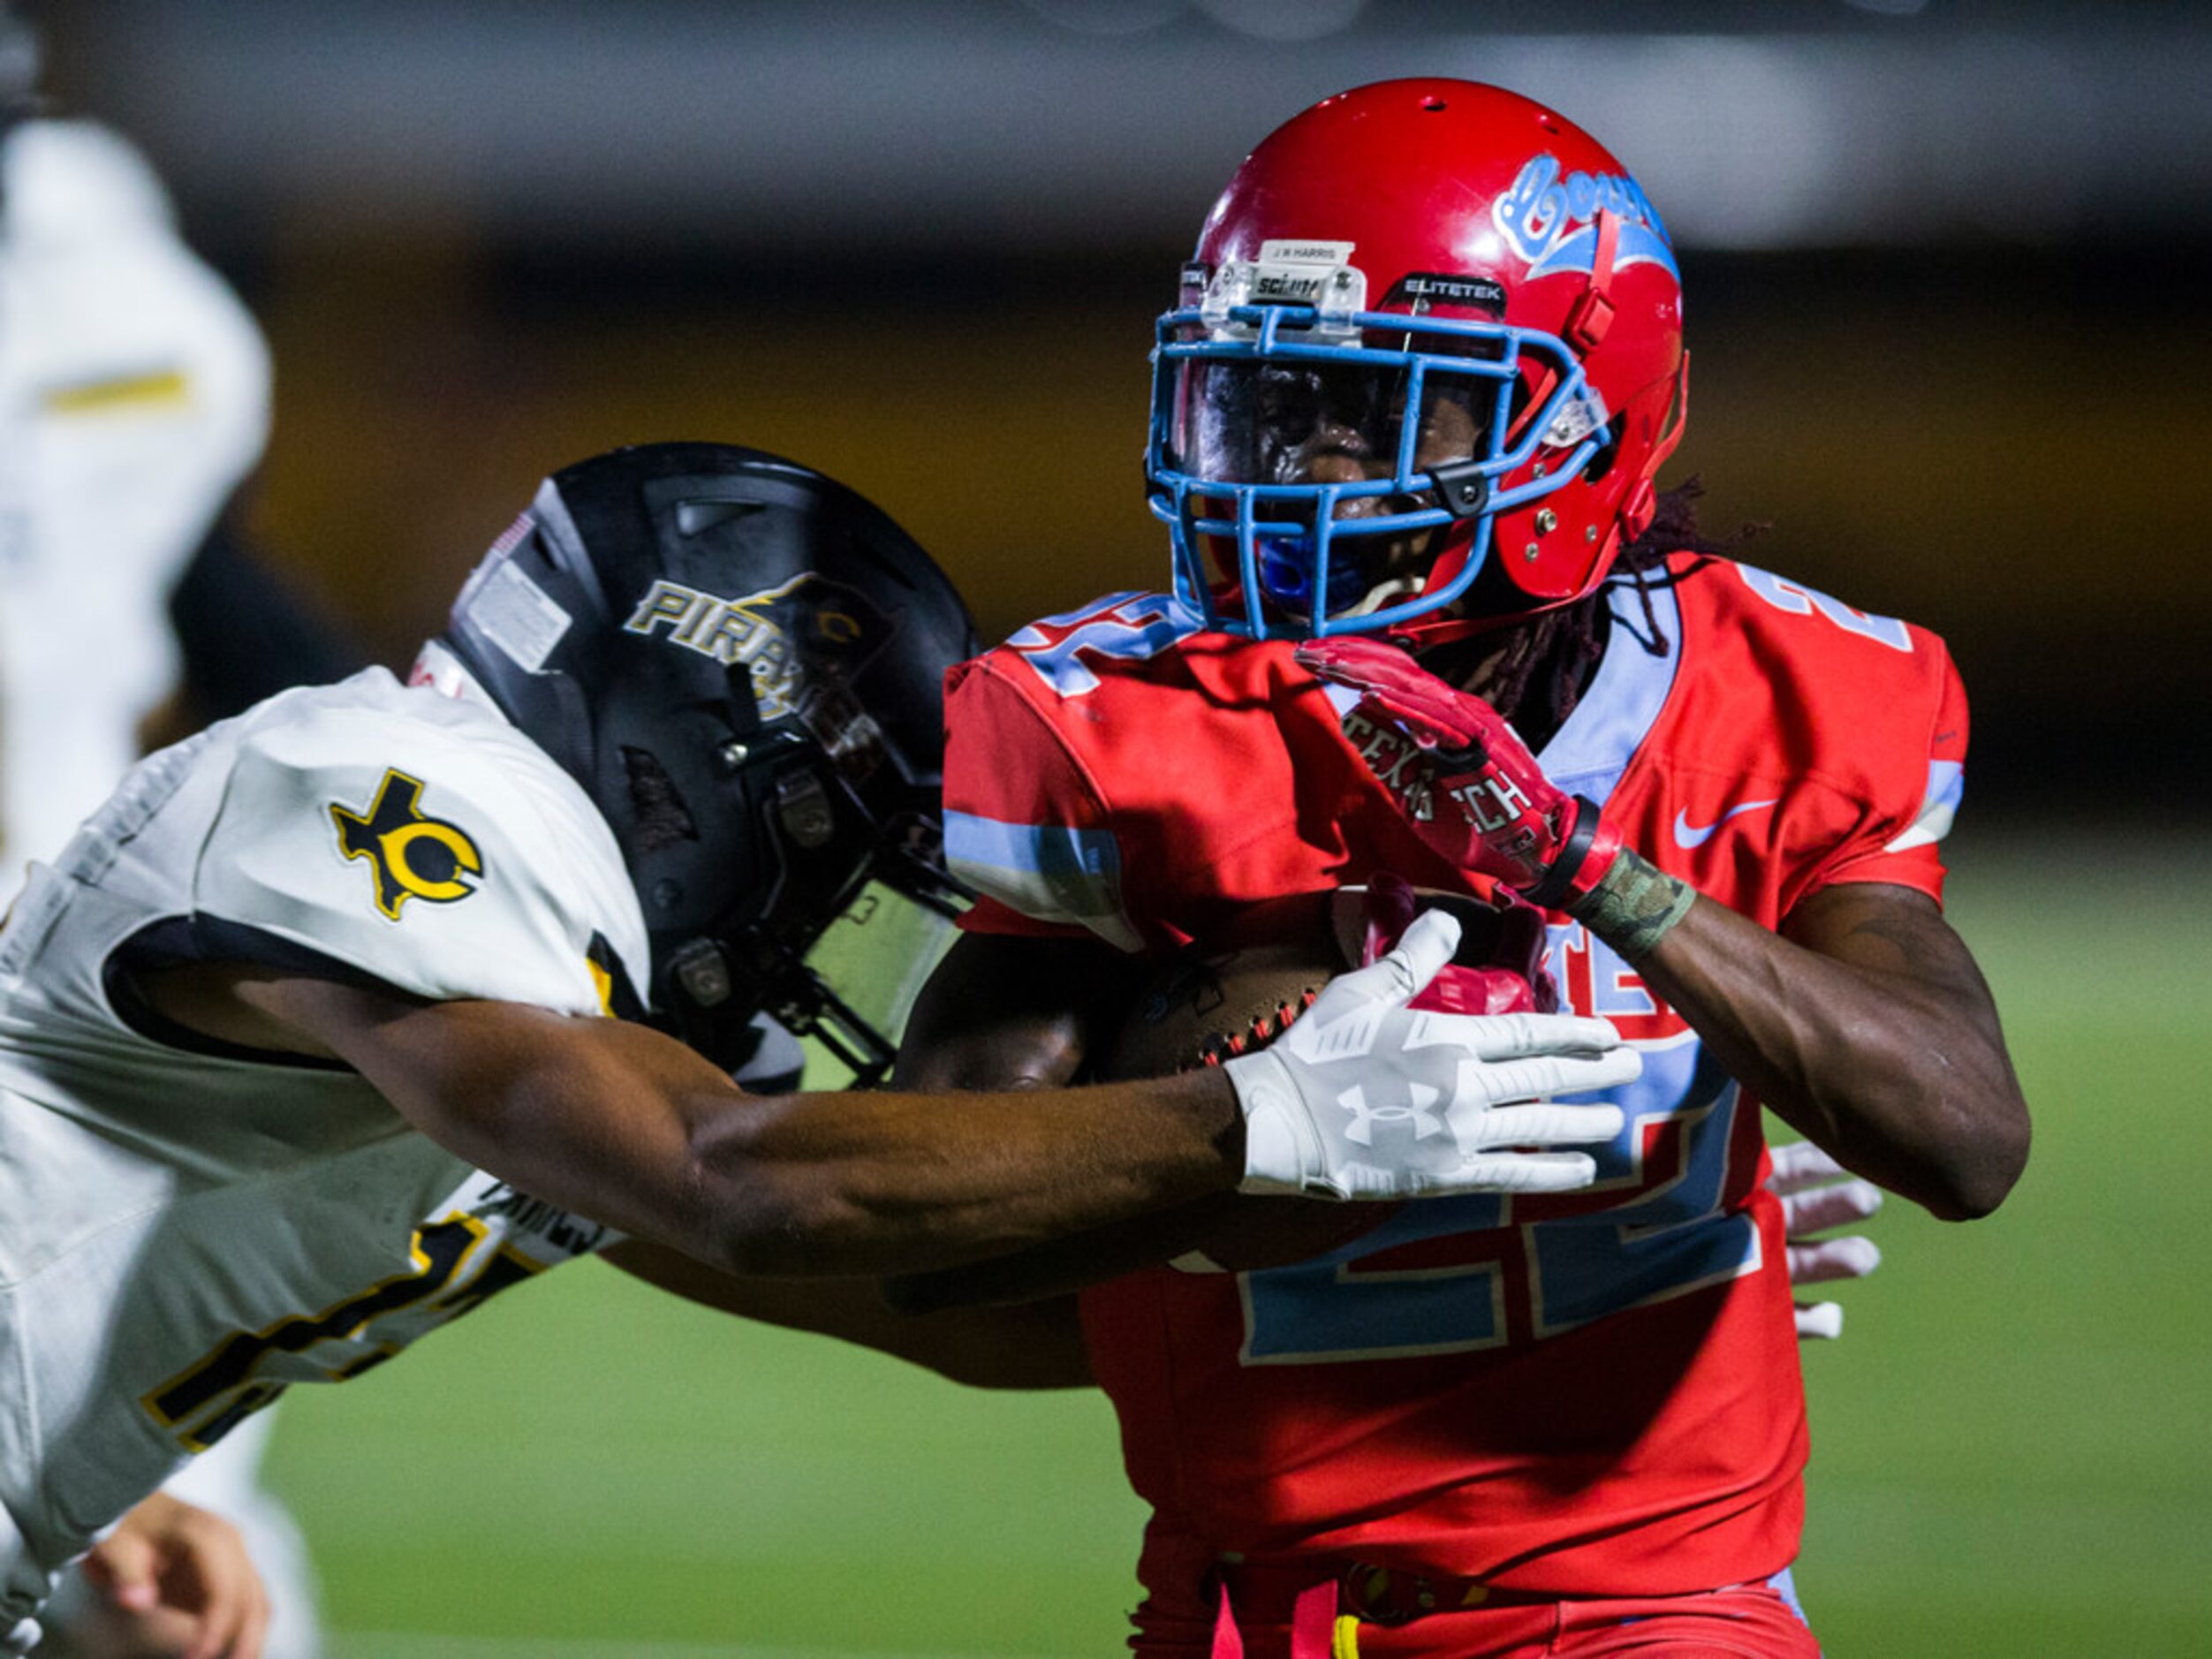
[1769,1139,1884,1340]
[1225,910,1636,1201]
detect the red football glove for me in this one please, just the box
[1297,637,1625,911]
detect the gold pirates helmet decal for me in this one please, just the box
[330,770,486,920]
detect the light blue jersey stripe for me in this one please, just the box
[1886,758,1964,852]
[1537,579,1684,807]
[944,810,1139,951]
[1770,1565,1810,1626]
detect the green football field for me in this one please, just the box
[259,833,2212,1656]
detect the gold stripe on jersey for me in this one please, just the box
[142,1214,494,1451]
[431,1242,549,1321]
[586,930,648,1021]
[41,366,193,414]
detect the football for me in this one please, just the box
[1096,889,1382,1271]
[1101,881,1552,1081]
[1099,889,1351,1082]
[1096,882,1549,1272]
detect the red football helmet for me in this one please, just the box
[1146,80,1688,640]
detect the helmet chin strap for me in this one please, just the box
[1382,579,1592,652]
[1565,208,1623,351]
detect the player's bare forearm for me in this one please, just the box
[1633,881,2029,1220]
[885,1192,1244,1311]
[892,935,1370,1307]
[600,1240,1092,1387]
[1297,637,2027,1217]
[217,969,1245,1277]
[891,930,1218,1299]
[684,1063,1243,1276]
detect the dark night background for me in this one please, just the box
[38,0,2212,819]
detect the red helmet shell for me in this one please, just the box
[1192,80,1687,612]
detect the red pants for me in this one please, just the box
[1186,1577,1820,1659]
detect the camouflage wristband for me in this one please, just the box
[1567,847,1698,966]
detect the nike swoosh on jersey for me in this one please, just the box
[1672,799,1781,849]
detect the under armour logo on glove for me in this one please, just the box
[1337,1082,1446,1146]
[1224,909,1638,1201]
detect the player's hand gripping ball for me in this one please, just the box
[1105,883,1557,1081]
[1109,884,1583,1268]
[1186,894,1635,1202]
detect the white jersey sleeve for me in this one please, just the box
[188,678,648,1016]
[0,686,651,1633]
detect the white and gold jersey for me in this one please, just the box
[0,668,650,1636]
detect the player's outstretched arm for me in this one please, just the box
[889,919,1638,1313]
[888,932,1248,1307]
[170,918,1632,1276]
[206,965,1239,1277]
[1300,637,2030,1222]
[598,1239,1093,1389]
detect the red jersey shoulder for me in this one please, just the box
[954,589,1289,727]
[945,592,1305,833]
[941,592,1293,949]
[1628,554,1968,906]
[1658,554,1966,780]
[942,591,1431,949]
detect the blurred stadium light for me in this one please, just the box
[31,0,2212,813]
[52,1,2212,254]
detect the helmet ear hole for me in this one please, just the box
[1582,425,1622,487]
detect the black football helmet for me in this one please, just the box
[439,442,978,1083]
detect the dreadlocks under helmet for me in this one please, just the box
[1463,481,1761,737]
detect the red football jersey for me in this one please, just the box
[942,555,1967,1628]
